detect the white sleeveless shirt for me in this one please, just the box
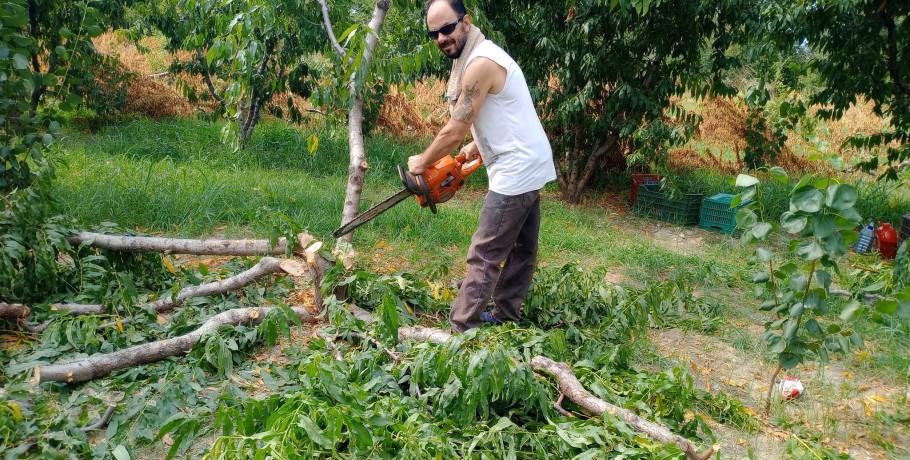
[464,41,556,196]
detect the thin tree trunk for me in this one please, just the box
[530,356,717,460]
[68,231,315,256]
[34,306,318,384]
[336,0,391,245]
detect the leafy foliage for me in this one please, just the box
[475,0,750,203]
[761,0,910,179]
[736,170,866,373]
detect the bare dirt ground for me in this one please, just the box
[651,327,907,459]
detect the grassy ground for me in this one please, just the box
[35,115,910,458]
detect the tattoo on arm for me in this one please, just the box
[453,81,480,123]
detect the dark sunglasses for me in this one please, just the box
[426,16,464,40]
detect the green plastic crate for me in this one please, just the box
[633,186,704,225]
[699,193,750,234]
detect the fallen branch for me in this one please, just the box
[81,405,116,432]
[829,289,884,302]
[68,231,316,256]
[0,303,29,319]
[398,326,452,344]
[530,356,717,460]
[34,306,318,384]
[393,327,713,457]
[92,257,296,329]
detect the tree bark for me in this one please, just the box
[17,257,320,332]
[335,0,391,245]
[34,306,318,384]
[68,231,314,256]
[530,356,717,460]
[0,303,29,319]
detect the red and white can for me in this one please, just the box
[778,376,803,400]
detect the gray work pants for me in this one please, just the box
[449,189,541,332]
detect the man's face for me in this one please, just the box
[426,2,469,60]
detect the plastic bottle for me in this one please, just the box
[854,223,876,254]
[876,222,898,260]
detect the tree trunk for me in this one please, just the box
[336,0,391,245]
[68,231,314,256]
[34,306,318,384]
[530,356,717,460]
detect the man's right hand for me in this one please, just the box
[459,141,479,162]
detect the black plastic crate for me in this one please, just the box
[633,186,703,226]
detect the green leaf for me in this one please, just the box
[112,445,131,460]
[792,188,823,213]
[782,318,798,339]
[789,303,804,319]
[12,53,28,70]
[751,222,773,239]
[839,300,863,322]
[780,211,808,233]
[826,184,857,210]
[769,166,788,183]
[752,271,770,283]
[874,299,898,316]
[735,174,760,187]
[756,247,773,262]
[812,215,835,238]
[797,241,825,261]
[307,134,319,154]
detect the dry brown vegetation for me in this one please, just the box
[375,78,447,139]
[92,31,891,178]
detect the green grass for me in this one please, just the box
[23,114,910,458]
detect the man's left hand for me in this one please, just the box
[408,155,427,175]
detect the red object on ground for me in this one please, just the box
[876,222,898,260]
[630,174,663,204]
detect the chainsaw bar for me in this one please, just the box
[333,188,413,238]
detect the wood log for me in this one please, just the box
[0,303,29,319]
[67,231,315,256]
[530,356,717,460]
[34,306,318,384]
[91,257,288,329]
[398,326,452,344]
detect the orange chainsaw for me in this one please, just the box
[333,154,483,237]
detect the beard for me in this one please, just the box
[439,34,466,60]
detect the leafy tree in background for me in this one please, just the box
[140,0,328,149]
[769,0,910,179]
[475,0,754,203]
[1,0,129,192]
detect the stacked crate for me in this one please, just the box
[699,193,751,234]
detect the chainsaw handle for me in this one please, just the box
[454,153,483,178]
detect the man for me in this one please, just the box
[408,0,556,332]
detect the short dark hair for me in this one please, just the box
[423,0,467,18]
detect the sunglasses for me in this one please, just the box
[426,16,464,40]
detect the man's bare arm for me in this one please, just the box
[408,58,500,174]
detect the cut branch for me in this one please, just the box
[34,306,318,384]
[81,406,116,432]
[0,303,29,319]
[68,231,316,256]
[530,356,717,460]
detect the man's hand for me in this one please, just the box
[408,154,428,175]
[459,141,479,162]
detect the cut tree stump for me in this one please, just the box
[0,303,29,319]
[34,306,319,384]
